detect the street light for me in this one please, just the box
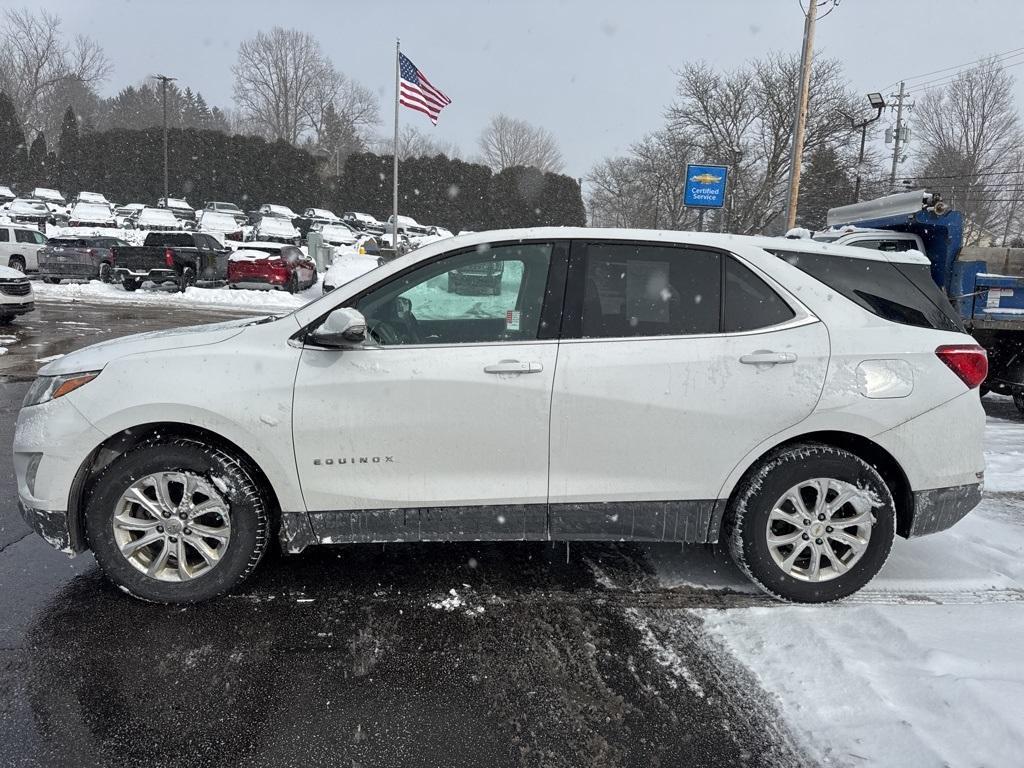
[151,74,177,201]
[846,92,886,202]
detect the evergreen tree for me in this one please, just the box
[796,146,855,230]
[0,91,27,188]
[27,132,49,189]
[58,106,81,193]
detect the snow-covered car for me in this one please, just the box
[32,187,67,208]
[13,228,987,604]
[136,207,185,231]
[386,213,430,236]
[68,202,117,228]
[317,223,359,247]
[321,252,379,293]
[74,191,112,208]
[0,222,47,272]
[114,203,145,228]
[157,197,197,227]
[197,210,244,241]
[38,235,128,284]
[6,198,51,229]
[342,211,386,234]
[303,208,341,225]
[447,259,503,295]
[227,243,316,292]
[203,201,247,226]
[258,203,298,220]
[427,226,454,239]
[0,264,34,322]
[248,215,301,245]
[0,185,15,205]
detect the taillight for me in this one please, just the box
[87,248,95,257]
[936,344,988,389]
[164,248,175,267]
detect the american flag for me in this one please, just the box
[399,53,451,125]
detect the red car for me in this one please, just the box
[227,242,317,293]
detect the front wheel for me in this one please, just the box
[726,444,895,603]
[98,262,112,283]
[8,256,25,273]
[85,439,271,603]
[179,266,196,293]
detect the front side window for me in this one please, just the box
[353,243,554,346]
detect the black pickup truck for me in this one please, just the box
[111,232,230,292]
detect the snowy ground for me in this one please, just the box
[635,403,1024,767]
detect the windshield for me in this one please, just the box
[199,212,239,229]
[70,203,113,219]
[138,208,179,225]
[11,199,48,213]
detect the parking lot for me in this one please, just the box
[0,297,808,768]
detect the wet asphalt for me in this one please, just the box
[0,298,811,768]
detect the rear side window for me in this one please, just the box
[15,229,42,244]
[723,257,795,332]
[770,250,963,332]
[850,238,918,253]
[0,229,8,242]
[145,232,194,247]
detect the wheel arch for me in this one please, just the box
[68,421,284,551]
[719,430,914,539]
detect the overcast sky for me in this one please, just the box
[6,0,1024,176]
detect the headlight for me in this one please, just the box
[23,371,100,407]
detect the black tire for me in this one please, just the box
[8,256,25,273]
[0,313,13,324]
[121,277,140,292]
[179,266,196,293]
[42,277,60,284]
[1013,391,1024,414]
[726,443,896,603]
[84,439,271,603]
[98,262,112,283]
[286,273,299,294]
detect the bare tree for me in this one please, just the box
[372,124,461,160]
[232,27,377,147]
[0,8,109,137]
[666,53,856,233]
[478,114,563,173]
[912,59,1021,245]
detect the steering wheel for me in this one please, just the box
[368,320,404,346]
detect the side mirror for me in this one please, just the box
[308,307,367,347]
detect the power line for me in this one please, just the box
[909,55,1024,93]
[884,45,1024,90]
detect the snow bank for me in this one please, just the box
[323,251,379,289]
[983,414,1024,493]
[33,278,322,312]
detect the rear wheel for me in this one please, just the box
[727,444,895,603]
[1013,391,1024,415]
[8,256,25,273]
[85,439,271,603]
[98,262,112,283]
[179,266,196,293]
[121,277,140,292]
[286,273,299,294]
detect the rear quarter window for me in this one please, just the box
[769,249,964,333]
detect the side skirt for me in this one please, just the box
[281,500,726,552]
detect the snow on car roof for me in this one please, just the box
[77,191,109,202]
[256,217,299,235]
[229,249,274,261]
[308,208,337,218]
[138,207,179,223]
[263,204,296,216]
[164,198,192,209]
[71,202,113,217]
[199,211,240,228]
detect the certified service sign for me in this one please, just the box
[683,164,728,209]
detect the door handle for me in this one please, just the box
[739,351,797,366]
[484,360,544,374]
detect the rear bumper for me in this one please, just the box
[113,268,176,281]
[905,482,983,538]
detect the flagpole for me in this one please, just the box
[392,38,400,246]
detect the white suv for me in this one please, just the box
[14,229,986,603]
[0,223,47,273]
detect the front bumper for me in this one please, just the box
[18,502,81,554]
[0,300,34,316]
[904,482,983,538]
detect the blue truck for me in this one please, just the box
[814,190,1024,411]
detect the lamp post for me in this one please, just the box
[152,74,177,201]
[847,92,886,202]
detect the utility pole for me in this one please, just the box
[888,81,908,188]
[784,0,817,231]
[152,74,176,200]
